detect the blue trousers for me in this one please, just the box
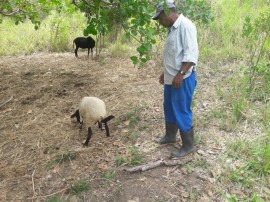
[164,71,197,132]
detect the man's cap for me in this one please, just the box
[152,1,176,20]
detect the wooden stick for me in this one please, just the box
[123,158,192,172]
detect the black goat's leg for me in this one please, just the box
[75,47,79,57]
[84,127,92,146]
[88,48,90,57]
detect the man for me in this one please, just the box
[153,1,199,157]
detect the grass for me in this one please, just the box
[47,152,77,168]
[108,40,134,58]
[115,146,144,167]
[0,10,86,55]
[102,170,116,181]
[226,192,264,202]
[46,195,66,202]
[70,180,89,195]
[198,0,267,63]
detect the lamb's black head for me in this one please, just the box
[70,109,80,123]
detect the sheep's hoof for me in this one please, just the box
[83,143,89,147]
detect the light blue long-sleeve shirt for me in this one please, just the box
[163,14,199,85]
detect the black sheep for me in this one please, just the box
[73,36,95,58]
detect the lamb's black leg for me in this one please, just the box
[97,121,102,130]
[84,127,92,146]
[75,47,79,57]
[79,121,83,130]
[104,122,110,137]
[87,48,90,57]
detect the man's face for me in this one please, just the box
[158,12,171,27]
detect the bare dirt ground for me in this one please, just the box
[0,52,267,202]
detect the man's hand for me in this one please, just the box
[172,73,184,88]
[159,73,164,85]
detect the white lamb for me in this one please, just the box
[71,96,115,146]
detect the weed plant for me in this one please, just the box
[47,152,77,169]
[115,146,143,167]
[70,180,89,195]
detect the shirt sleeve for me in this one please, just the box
[181,23,199,65]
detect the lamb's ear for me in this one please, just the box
[101,115,115,123]
[71,110,80,123]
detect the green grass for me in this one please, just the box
[46,195,66,202]
[126,146,144,165]
[226,192,264,202]
[0,10,86,55]
[70,180,89,195]
[102,170,116,181]
[115,146,144,167]
[47,152,77,168]
[108,40,134,58]
[199,0,267,63]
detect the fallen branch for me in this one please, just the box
[0,96,13,108]
[123,158,192,172]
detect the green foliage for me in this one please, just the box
[108,41,133,58]
[102,170,116,181]
[177,0,214,24]
[231,98,247,124]
[242,8,270,91]
[227,133,270,177]
[226,192,264,202]
[199,0,267,63]
[127,146,143,165]
[46,195,66,202]
[70,180,89,195]
[126,105,147,129]
[47,152,77,168]
[0,0,64,28]
[0,10,86,55]
[246,135,270,176]
[115,146,143,166]
[72,0,213,66]
[101,170,118,188]
[115,156,128,167]
[1,0,213,64]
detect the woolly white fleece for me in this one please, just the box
[79,97,107,128]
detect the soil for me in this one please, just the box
[0,52,262,202]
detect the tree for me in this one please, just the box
[1,0,213,66]
[0,0,62,29]
[71,0,159,66]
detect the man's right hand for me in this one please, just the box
[159,73,164,85]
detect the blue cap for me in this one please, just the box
[152,1,175,20]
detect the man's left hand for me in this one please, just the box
[172,73,184,88]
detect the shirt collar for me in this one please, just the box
[172,14,184,29]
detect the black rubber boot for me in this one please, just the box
[171,128,196,157]
[155,123,178,144]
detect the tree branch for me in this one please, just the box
[0,9,21,16]
[123,158,192,172]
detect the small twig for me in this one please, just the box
[0,96,13,108]
[27,186,69,200]
[31,170,36,197]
